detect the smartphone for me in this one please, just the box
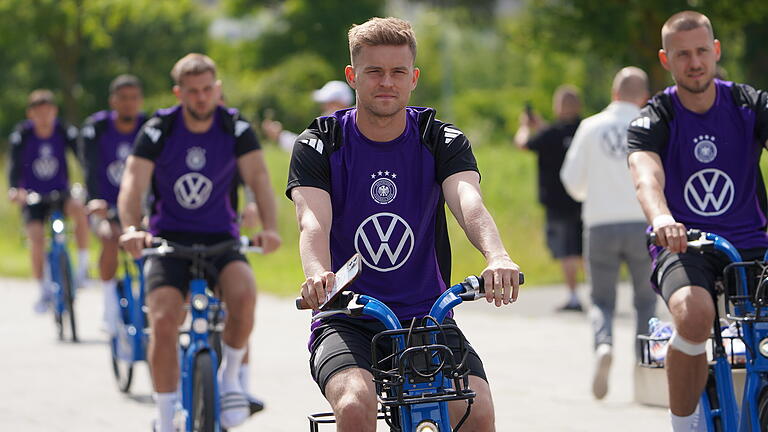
[318,253,363,310]
[524,101,534,119]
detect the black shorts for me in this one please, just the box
[144,231,247,295]
[654,248,766,303]
[545,211,583,258]
[309,316,487,395]
[22,190,70,223]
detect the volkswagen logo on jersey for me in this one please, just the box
[693,135,718,163]
[186,146,207,171]
[32,143,59,180]
[173,173,213,209]
[117,142,132,160]
[684,168,734,216]
[107,161,125,186]
[370,171,397,205]
[600,125,628,159]
[354,212,414,272]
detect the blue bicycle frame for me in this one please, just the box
[48,207,77,341]
[308,274,502,432]
[698,233,768,431]
[112,258,148,363]
[180,277,222,432]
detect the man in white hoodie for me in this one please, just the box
[560,66,657,400]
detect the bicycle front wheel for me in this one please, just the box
[192,351,216,432]
[758,386,768,431]
[60,252,77,342]
[701,371,723,432]
[110,334,134,393]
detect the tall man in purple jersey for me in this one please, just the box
[7,89,90,312]
[119,54,281,432]
[289,18,521,431]
[81,74,145,334]
[627,11,768,431]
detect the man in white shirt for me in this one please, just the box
[560,66,657,400]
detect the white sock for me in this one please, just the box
[38,278,48,296]
[219,343,246,393]
[77,249,89,280]
[670,405,704,431]
[102,279,119,328]
[568,291,580,305]
[155,392,177,432]
[239,363,250,395]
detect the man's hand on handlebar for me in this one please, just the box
[300,271,336,311]
[119,228,153,259]
[652,215,688,254]
[8,187,27,206]
[481,254,521,307]
[251,229,282,254]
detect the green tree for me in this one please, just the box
[524,0,768,91]
[222,0,383,70]
[0,0,207,139]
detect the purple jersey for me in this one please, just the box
[132,105,260,237]
[8,120,78,194]
[287,107,479,320]
[81,110,145,205]
[628,80,768,249]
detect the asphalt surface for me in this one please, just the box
[2,277,672,431]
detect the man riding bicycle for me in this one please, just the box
[81,74,146,335]
[288,17,521,431]
[7,89,90,312]
[627,11,768,431]
[118,53,281,431]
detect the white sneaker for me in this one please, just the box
[592,344,612,400]
[33,287,53,314]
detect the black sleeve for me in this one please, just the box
[433,124,479,184]
[525,127,550,152]
[286,126,331,200]
[627,97,671,155]
[754,92,768,148]
[63,123,79,156]
[734,83,768,148]
[132,117,165,161]
[8,126,24,188]
[232,114,261,157]
[80,116,104,200]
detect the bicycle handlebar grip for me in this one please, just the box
[296,297,310,310]
[647,229,702,246]
[474,272,525,293]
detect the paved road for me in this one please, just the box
[2,278,672,431]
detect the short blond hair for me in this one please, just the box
[27,89,55,108]
[661,11,714,50]
[348,17,417,64]
[171,53,217,85]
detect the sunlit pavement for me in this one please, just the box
[1,277,670,431]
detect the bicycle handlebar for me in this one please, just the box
[647,228,702,246]
[141,236,263,258]
[295,272,524,311]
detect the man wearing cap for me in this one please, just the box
[262,80,354,152]
[80,74,146,334]
[7,89,90,312]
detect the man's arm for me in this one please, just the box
[559,123,589,202]
[117,155,154,257]
[442,171,520,306]
[627,151,687,252]
[292,186,335,310]
[237,150,281,253]
[7,129,26,204]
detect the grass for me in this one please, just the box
[0,145,565,295]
